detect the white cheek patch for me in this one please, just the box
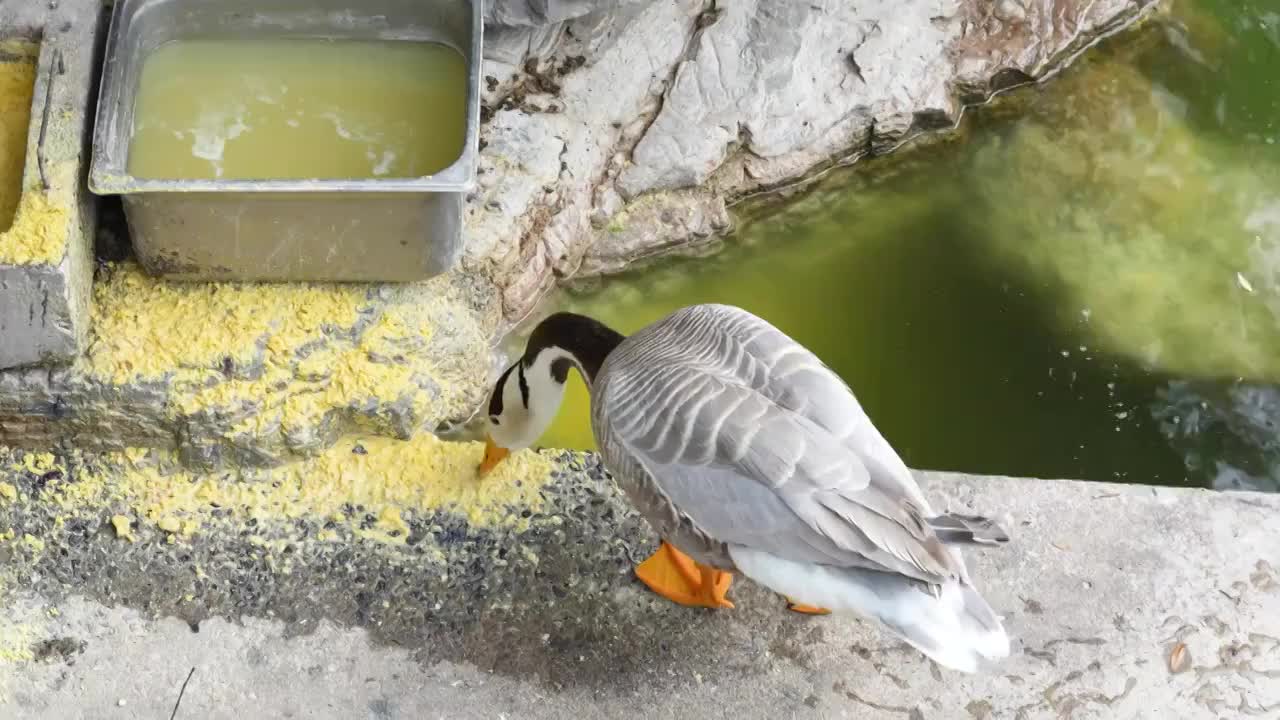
[504,350,574,451]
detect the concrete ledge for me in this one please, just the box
[0,448,1276,718]
[0,0,103,369]
[0,262,501,468]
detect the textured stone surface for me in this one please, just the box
[486,0,643,27]
[0,0,103,369]
[0,455,1276,718]
[0,262,501,467]
[470,0,1160,318]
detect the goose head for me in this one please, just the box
[477,348,571,476]
[476,312,625,477]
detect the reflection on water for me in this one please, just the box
[527,0,1280,491]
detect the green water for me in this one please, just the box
[533,0,1280,491]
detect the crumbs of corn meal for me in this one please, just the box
[13,452,59,476]
[84,263,368,385]
[110,515,134,541]
[0,619,34,665]
[1,57,75,265]
[0,191,72,265]
[19,435,551,547]
[80,263,472,441]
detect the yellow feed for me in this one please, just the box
[79,262,491,444]
[1,435,553,554]
[0,58,34,231]
[0,55,72,266]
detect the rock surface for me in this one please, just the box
[0,453,1276,718]
[471,0,1160,319]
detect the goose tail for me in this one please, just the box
[729,546,1010,673]
[927,512,1010,546]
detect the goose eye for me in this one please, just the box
[489,415,500,426]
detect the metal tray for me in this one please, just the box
[88,0,481,282]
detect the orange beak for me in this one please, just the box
[476,435,511,478]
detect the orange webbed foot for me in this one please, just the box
[635,541,734,609]
[785,598,832,615]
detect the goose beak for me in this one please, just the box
[477,435,510,478]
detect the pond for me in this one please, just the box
[527,0,1280,492]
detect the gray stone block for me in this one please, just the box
[0,0,103,370]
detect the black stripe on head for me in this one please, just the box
[517,362,530,408]
[525,312,625,384]
[489,364,516,416]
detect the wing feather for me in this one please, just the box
[597,306,963,584]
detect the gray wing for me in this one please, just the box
[596,304,962,584]
[699,304,932,510]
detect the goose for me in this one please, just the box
[477,304,1011,672]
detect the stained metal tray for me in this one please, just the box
[88,0,481,282]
